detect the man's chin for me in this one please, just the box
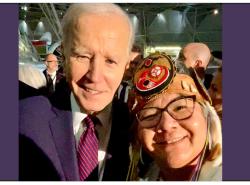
[79,100,107,114]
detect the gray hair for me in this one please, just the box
[61,3,135,55]
[19,64,46,89]
[199,101,222,159]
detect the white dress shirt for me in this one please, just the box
[70,93,112,180]
[46,70,57,90]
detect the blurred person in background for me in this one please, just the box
[117,44,143,103]
[178,42,212,80]
[208,67,222,120]
[43,53,64,97]
[19,64,46,99]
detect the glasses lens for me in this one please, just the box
[168,97,194,120]
[137,108,161,128]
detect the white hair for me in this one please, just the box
[19,64,46,89]
[199,101,222,180]
[200,101,222,149]
[61,3,135,54]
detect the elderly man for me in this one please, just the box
[178,42,212,79]
[19,4,134,181]
[43,53,63,97]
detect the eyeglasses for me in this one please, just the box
[136,95,196,128]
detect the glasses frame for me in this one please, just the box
[136,95,196,128]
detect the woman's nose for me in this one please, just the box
[155,111,179,133]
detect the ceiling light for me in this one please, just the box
[213,9,219,15]
[23,5,27,11]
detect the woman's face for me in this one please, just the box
[137,93,207,169]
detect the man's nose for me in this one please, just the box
[87,59,102,82]
[155,111,179,133]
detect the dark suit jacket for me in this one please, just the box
[19,84,131,181]
[43,70,64,97]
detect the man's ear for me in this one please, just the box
[195,59,202,67]
[125,62,130,70]
[130,52,139,61]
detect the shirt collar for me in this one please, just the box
[71,93,87,135]
[71,92,113,134]
[47,70,57,79]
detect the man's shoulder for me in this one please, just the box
[56,71,65,80]
[19,96,55,121]
[20,95,51,109]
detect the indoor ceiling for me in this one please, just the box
[19,3,222,52]
[19,3,221,22]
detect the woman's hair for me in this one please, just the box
[19,64,46,89]
[199,101,222,161]
[61,3,135,55]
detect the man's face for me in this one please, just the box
[46,54,58,72]
[65,13,131,114]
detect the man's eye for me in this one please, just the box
[106,59,117,65]
[76,55,90,62]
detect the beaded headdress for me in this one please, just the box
[130,52,211,113]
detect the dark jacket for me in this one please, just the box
[43,70,64,97]
[19,84,131,181]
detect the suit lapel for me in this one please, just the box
[103,99,131,180]
[49,109,80,180]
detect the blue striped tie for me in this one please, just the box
[77,116,98,181]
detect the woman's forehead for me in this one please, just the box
[144,93,180,108]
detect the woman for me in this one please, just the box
[127,52,222,181]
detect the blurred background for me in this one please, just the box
[18,3,222,72]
